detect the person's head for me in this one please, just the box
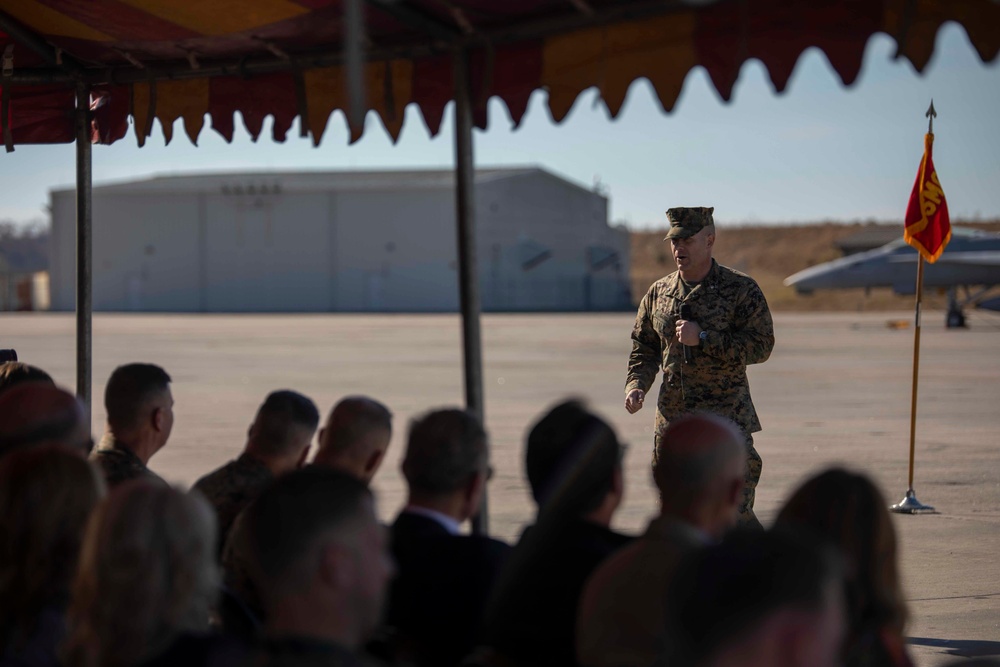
[775,468,907,641]
[401,408,489,523]
[64,482,217,667]
[662,529,846,667]
[653,413,746,538]
[0,447,104,644]
[314,396,392,483]
[246,390,320,474]
[525,399,624,524]
[246,467,394,649]
[0,382,92,458]
[103,363,173,454]
[0,361,54,395]
[664,207,716,278]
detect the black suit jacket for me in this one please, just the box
[484,518,633,667]
[382,511,511,667]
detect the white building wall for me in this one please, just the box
[477,171,629,310]
[49,169,631,313]
[203,191,332,312]
[331,188,458,311]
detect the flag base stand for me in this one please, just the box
[890,488,936,514]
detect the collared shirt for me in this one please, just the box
[400,505,462,535]
[89,435,166,489]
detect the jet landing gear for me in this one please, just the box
[946,288,967,329]
[946,304,966,328]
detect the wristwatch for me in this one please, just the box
[699,330,708,344]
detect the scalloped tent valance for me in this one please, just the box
[0,0,997,150]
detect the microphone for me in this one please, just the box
[679,304,693,363]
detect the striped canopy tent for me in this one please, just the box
[1,0,998,532]
[2,1,999,148]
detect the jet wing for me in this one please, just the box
[887,251,1000,266]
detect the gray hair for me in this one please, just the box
[64,481,217,667]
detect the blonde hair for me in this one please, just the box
[0,447,104,650]
[63,482,218,667]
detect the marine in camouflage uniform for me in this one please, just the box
[192,452,275,557]
[89,434,167,489]
[626,207,774,527]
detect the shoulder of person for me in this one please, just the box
[715,263,760,284]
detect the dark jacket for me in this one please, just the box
[382,511,511,667]
[484,518,633,667]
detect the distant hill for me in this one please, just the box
[629,220,1000,311]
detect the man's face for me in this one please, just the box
[154,388,175,447]
[670,228,715,275]
[351,498,396,639]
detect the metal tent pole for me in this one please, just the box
[453,47,488,535]
[74,85,92,412]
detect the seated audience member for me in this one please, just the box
[577,413,746,667]
[660,529,846,667]
[242,467,395,666]
[482,399,631,667]
[63,481,241,667]
[0,447,105,667]
[0,361,53,395]
[0,382,92,458]
[312,396,393,483]
[775,468,915,667]
[90,363,173,488]
[193,390,319,554]
[383,409,510,667]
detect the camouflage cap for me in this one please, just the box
[663,207,715,240]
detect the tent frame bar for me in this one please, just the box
[74,84,92,411]
[453,46,488,535]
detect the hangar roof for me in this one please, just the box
[49,165,590,196]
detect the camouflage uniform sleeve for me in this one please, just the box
[700,280,774,366]
[625,288,663,394]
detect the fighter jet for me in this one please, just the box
[784,227,1000,327]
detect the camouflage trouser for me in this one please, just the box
[653,412,763,530]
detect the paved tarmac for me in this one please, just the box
[3,310,998,665]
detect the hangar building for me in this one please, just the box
[49,167,630,313]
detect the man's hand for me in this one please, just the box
[625,389,645,414]
[675,319,703,346]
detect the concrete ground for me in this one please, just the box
[3,310,998,665]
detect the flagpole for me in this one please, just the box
[907,255,924,491]
[891,104,938,515]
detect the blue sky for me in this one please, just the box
[1,22,997,229]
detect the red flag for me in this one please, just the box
[904,133,951,263]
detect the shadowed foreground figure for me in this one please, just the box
[775,469,915,667]
[481,400,630,667]
[659,529,845,667]
[0,382,92,459]
[382,408,509,667]
[577,413,746,667]
[90,363,173,488]
[312,396,393,484]
[0,447,105,667]
[244,467,396,667]
[63,481,243,667]
[193,390,319,556]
